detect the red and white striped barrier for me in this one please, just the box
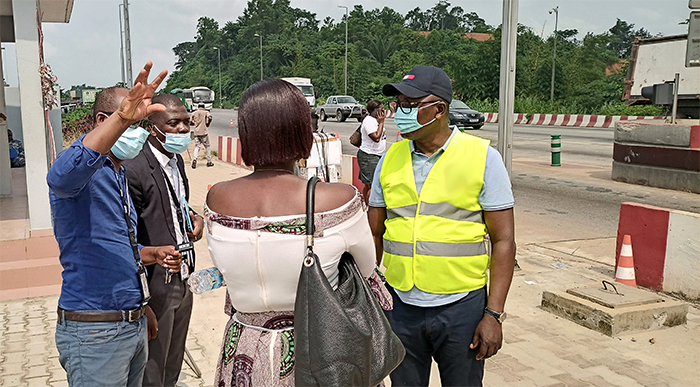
[617,202,700,300]
[527,114,664,128]
[217,136,246,166]
[484,113,498,123]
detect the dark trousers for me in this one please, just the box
[385,286,487,387]
[143,267,194,387]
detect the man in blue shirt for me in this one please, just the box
[48,62,182,387]
[368,66,516,386]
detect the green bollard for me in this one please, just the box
[551,134,561,166]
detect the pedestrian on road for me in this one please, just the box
[368,66,516,386]
[190,103,213,168]
[204,79,380,386]
[123,94,205,386]
[46,63,182,387]
[357,99,386,205]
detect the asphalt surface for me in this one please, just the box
[206,108,699,242]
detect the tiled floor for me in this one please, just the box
[0,168,29,241]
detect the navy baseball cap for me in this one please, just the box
[382,66,453,103]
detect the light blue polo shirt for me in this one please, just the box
[368,128,514,307]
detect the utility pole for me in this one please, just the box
[118,4,126,86]
[122,0,133,86]
[498,0,519,177]
[213,47,222,108]
[550,6,559,103]
[254,34,263,81]
[338,5,348,95]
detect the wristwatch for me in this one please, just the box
[484,307,507,324]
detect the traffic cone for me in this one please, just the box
[207,184,212,191]
[230,119,234,127]
[615,235,637,287]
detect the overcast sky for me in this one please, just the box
[0,0,692,89]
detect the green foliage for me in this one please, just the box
[166,0,658,115]
[61,105,93,145]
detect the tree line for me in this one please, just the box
[164,0,663,115]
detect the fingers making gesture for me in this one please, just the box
[117,62,169,124]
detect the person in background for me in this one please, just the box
[205,79,378,386]
[7,129,25,168]
[368,66,516,387]
[47,63,182,387]
[189,103,213,168]
[124,94,205,386]
[357,99,386,205]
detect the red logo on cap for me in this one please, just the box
[403,75,415,80]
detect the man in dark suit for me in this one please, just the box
[124,94,204,386]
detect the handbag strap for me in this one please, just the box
[304,177,320,267]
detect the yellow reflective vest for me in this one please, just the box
[380,131,490,294]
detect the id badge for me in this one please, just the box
[138,268,151,302]
[180,260,190,279]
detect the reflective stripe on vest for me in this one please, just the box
[380,131,491,294]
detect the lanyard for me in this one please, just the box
[160,164,191,239]
[113,166,151,303]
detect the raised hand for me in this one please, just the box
[116,62,169,124]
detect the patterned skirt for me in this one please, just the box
[214,270,392,387]
[214,310,296,387]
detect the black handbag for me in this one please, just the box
[349,126,362,147]
[294,177,405,387]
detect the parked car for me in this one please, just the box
[449,100,484,129]
[317,96,366,122]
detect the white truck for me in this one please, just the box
[281,77,316,109]
[624,34,700,118]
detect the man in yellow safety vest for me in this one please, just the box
[368,66,516,386]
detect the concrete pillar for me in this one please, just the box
[12,0,52,231]
[0,49,11,196]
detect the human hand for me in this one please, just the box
[142,246,182,273]
[187,211,204,242]
[144,305,158,340]
[469,315,503,361]
[115,62,168,125]
[376,109,386,124]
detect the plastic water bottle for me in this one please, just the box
[188,267,225,294]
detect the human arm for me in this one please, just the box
[343,209,379,278]
[82,62,167,154]
[140,246,182,273]
[469,209,515,360]
[205,112,212,127]
[367,111,385,142]
[144,305,158,340]
[367,206,387,266]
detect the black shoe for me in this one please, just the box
[206,162,214,167]
[191,160,197,169]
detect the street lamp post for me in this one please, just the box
[213,47,222,108]
[118,4,126,86]
[549,6,559,103]
[338,5,348,95]
[253,34,263,81]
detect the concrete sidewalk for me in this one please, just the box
[1,156,698,387]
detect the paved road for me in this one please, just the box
[206,109,699,242]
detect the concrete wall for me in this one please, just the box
[612,122,700,193]
[617,202,700,300]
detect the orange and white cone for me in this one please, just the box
[230,119,234,127]
[615,235,637,287]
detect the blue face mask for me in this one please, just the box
[153,125,191,154]
[111,126,149,160]
[394,101,440,134]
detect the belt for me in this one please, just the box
[57,306,145,323]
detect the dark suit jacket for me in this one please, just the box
[124,143,193,278]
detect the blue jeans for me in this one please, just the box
[385,286,487,387]
[55,314,148,387]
